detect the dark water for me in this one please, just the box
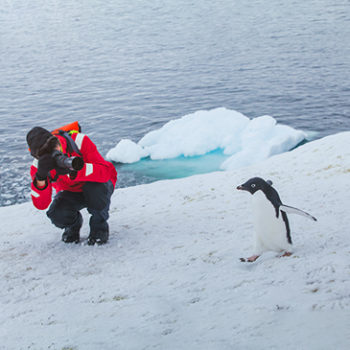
[0,0,349,206]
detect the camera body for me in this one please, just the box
[51,150,84,171]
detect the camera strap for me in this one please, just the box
[58,130,82,157]
[48,131,82,182]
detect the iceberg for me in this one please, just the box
[107,108,306,172]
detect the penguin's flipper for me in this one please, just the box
[280,204,317,221]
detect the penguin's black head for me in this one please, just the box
[236,177,272,195]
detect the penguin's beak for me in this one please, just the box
[236,185,245,191]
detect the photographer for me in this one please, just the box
[26,126,117,245]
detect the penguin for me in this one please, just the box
[236,177,317,262]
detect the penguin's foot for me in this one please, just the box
[240,255,260,263]
[280,251,293,258]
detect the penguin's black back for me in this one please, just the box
[262,184,292,244]
[262,185,282,217]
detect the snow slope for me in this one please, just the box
[1,132,349,350]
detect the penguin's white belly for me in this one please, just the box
[251,191,291,253]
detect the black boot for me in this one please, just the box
[87,229,109,246]
[62,215,82,243]
[62,213,83,243]
[62,225,81,243]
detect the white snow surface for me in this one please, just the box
[1,132,350,350]
[106,108,306,170]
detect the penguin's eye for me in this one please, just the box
[251,184,256,188]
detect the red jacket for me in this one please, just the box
[30,133,117,210]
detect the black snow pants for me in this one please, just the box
[47,181,114,233]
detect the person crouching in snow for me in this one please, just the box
[26,126,117,245]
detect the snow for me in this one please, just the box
[106,108,306,171]
[1,132,350,349]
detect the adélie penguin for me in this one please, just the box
[237,177,317,262]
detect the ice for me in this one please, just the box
[107,108,306,172]
[120,149,230,181]
[221,115,306,170]
[137,108,248,159]
[106,138,148,163]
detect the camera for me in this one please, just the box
[51,150,84,171]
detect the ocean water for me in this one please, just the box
[0,0,349,206]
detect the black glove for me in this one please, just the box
[36,153,56,181]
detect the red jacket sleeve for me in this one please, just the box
[72,134,117,185]
[30,160,53,210]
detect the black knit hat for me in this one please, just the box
[26,127,55,157]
